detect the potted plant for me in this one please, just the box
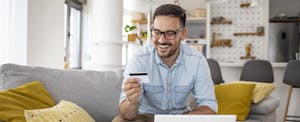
[124,24,137,42]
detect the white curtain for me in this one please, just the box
[0,0,12,64]
[0,0,27,65]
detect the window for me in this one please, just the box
[64,0,86,69]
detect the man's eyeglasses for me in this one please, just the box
[151,27,184,40]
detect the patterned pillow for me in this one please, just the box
[24,100,95,122]
[228,81,277,103]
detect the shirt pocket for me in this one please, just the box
[143,85,164,106]
[174,85,192,107]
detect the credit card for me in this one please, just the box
[129,72,150,83]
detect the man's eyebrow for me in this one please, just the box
[152,28,177,32]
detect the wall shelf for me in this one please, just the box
[233,32,264,36]
[269,19,300,23]
[240,55,256,59]
[187,17,207,21]
[211,20,232,25]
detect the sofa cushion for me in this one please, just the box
[0,63,123,122]
[250,95,280,114]
[25,100,95,122]
[0,81,55,122]
[215,83,255,121]
[228,81,277,103]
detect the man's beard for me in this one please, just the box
[155,41,178,58]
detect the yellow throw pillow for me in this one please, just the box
[215,83,255,121]
[228,81,277,103]
[24,100,95,122]
[0,81,55,122]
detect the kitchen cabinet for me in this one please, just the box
[185,16,210,57]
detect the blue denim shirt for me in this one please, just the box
[119,44,217,114]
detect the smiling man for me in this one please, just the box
[113,4,217,122]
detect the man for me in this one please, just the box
[113,4,217,122]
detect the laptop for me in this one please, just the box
[154,115,236,122]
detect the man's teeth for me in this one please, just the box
[159,45,170,48]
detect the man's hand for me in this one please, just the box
[185,105,216,115]
[119,78,142,120]
[124,77,142,104]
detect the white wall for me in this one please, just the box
[27,0,64,68]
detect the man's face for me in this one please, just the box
[152,16,186,58]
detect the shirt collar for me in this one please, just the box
[154,44,184,66]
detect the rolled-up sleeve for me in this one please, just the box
[192,59,218,112]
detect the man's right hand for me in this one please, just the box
[123,78,142,104]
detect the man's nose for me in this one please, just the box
[158,34,167,43]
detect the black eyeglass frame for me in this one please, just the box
[151,26,184,40]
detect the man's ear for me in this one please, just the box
[180,27,187,41]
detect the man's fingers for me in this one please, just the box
[127,92,141,103]
[125,87,141,97]
[124,83,141,91]
[125,78,141,84]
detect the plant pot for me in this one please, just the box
[127,34,136,42]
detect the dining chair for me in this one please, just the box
[282,60,300,122]
[207,58,224,84]
[240,60,274,83]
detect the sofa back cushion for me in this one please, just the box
[0,63,123,122]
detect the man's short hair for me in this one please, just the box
[153,4,186,27]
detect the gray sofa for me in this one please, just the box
[0,64,280,122]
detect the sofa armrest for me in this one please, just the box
[250,95,280,114]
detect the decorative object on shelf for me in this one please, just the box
[131,12,146,22]
[124,24,137,42]
[240,43,256,59]
[211,32,232,47]
[249,0,259,8]
[212,16,225,21]
[233,32,264,36]
[211,16,232,24]
[211,39,232,47]
[240,2,251,8]
[256,26,264,33]
[174,0,181,5]
[193,8,206,18]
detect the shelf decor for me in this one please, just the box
[240,43,256,59]
[240,2,251,8]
